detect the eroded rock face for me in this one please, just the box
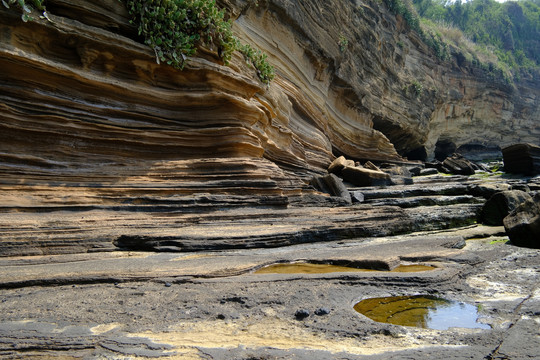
[226,0,539,161]
[1,0,539,257]
[1,0,538,188]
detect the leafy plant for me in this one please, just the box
[384,0,450,60]
[125,0,235,68]
[1,0,45,22]
[124,0,274,84]
[411,80,423,97]
[238,42,275,84]
[412,0,540,80]
[339,33,349,52]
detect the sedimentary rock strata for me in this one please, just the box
[1,1,539,358]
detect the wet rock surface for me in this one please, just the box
[1,171,539,359]
[0,229,538,359]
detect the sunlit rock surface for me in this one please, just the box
[1,2,540,358]
[226,0,539,161]
[1,0,539,257]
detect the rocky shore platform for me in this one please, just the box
[1,169,539,359]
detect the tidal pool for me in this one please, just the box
[254,262,435,274]
[354,295,490,330]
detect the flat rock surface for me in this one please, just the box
[1,227,538,359]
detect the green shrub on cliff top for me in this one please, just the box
[124,0,274,84]
[383,0,450,60]
[125,0,236,67]
[412,0,540,81]
[2,0,274,83]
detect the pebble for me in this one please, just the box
[314,307,331,316]
[294,309,310,320]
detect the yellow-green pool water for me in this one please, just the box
[354,295,490,330]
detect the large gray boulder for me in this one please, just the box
[479,190,532,226]
[503,193,540,249]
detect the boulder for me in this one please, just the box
[379,164,411,177]
[468,183,512,199]
[310,174,352,204]
[364,161,381,171]
[341,166,391,187]
[379,163,413,185]
[419,168,439,176]
[441,153,476,175]
[503,193,540,249]
[328,156,355,175]
[407,166,423,176]
[479,190,532,226]
[503,143,540,175]
[350,191,365,203]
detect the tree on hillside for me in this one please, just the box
[412,0,540,74]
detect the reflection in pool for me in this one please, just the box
[354,295,490,330]
[254,262,435,274]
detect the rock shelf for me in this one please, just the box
[0,0,539,358]
[1,169,539,358]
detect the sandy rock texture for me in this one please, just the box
[1,225,539,359]
[1,0,540,358]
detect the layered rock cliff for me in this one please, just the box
[2,0,538,171]
[225,0,540,160]
[1,0,539,255]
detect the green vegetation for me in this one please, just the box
[403,80,424,98]
[411,80,424,97]
[2,0,274,83]
[124,0,274,84]
[339,33,349,52]
[1,0,44,21]
[383,0,450,60]
[237,42,275,84]
[125,0,236,68]
[411,0,540,79]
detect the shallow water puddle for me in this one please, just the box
[354,295,490,330]
[254,262,435,274]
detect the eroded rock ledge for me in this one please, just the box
[1,0,539,257]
